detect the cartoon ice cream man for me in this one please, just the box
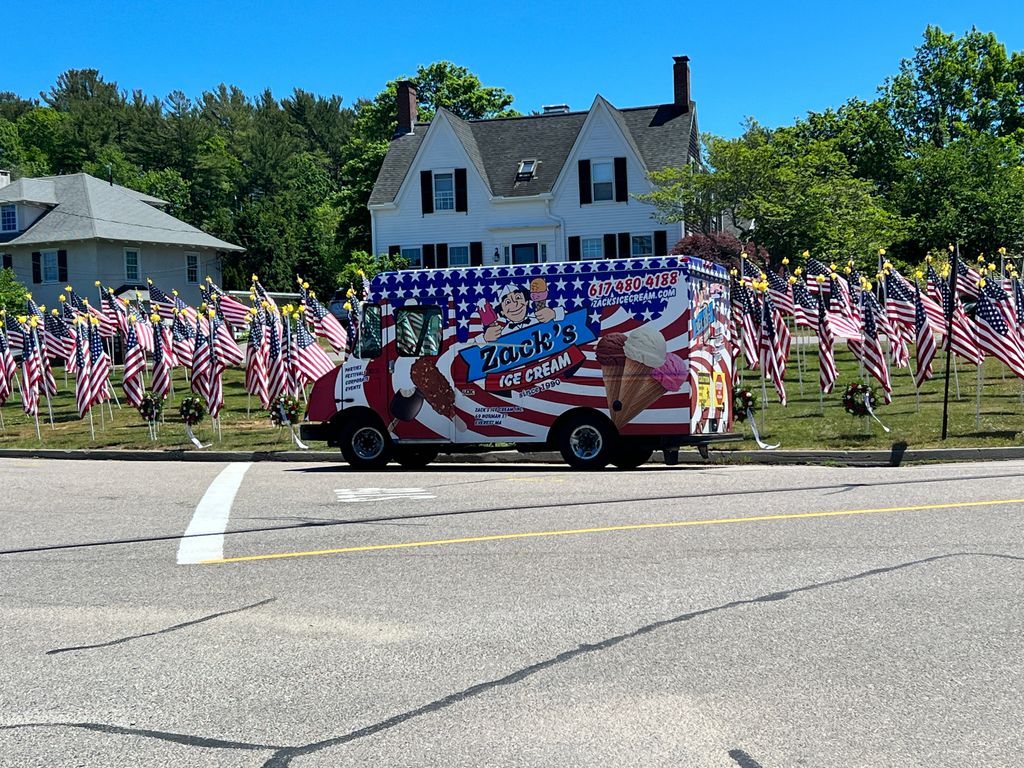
[480,281,564,342]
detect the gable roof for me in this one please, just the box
[368,98,696,206]
[0,173,243,251]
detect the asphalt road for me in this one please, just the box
[1,457,1023,767]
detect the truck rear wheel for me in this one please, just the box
[338,414,391,470]
[558,412,614,470]
[610,445,654,469]
[392,445,440,470]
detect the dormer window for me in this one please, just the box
[516,159,537,181]
[0,204,16,232]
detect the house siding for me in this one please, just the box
[3,241,223,310]
[371,105,685,270]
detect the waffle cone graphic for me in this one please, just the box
[612,360,666,428]
[600,360,624,413]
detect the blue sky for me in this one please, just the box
[8,0,1024,137]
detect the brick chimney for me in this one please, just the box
[396,81,418,136]
[673,56,691,109]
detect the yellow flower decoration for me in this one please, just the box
[29,316,38,328]
[844,266,852,274]
[147,278,153,285]
[343,302,352,311]
[172,289,179,296]
[998,246,1007,256]
[252,274,259,282]
[925,254,933,263]
[128,314,137,324]
[39,305,46,312]
[729,268,738,277]
[830,272,838,280]
[199,302,207,311]
[94,280,102,287]
[91,315,99,326]
[815,274,826,284]
[59,294,66,302]
[977,254,985,263]
[26,292,32,300]
[794,267,803,276]
[988,263,996,272]
[802,250,810,258]
[978,278,987,288]
[83,298,90,306]
[65,285,73,292]
[50,308,58,316]
[17,315,27,324]
[883,261,893,270]
[150,313,161,323]
[782,257,790,265]
[878,248,886,256]
[302,281,309,290]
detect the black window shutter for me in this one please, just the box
[388,245,401,257]
[454,168,468,213]
[57,250,68,283]
[422,244,436,269]
[603,234,617,259]
[420,170,434,215]
[578,160,592,205]
[469,242,483,266]
[1,254,11,269]
[31,251,41,283]
[568,236,581,261]
[436,243,449,269]
[618,232,630,258]
[654,230,668,256]
[614,157,628,202]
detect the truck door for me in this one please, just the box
[355,302,389,418]
[386,304,454,442]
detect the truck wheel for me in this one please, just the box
[558,412,614,470]
[338,415,391,470]
[610,445,654,469]
[392,445,440,470]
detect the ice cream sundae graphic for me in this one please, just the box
[479,282,563,343]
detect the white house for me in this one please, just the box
[0,172,243,309]
[369,56,700,270]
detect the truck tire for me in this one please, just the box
[392,445,440,470]
[558,412,614,470]
[338,414,391,470]
[610,445,654,469]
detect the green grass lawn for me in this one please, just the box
[0,344,1022,452]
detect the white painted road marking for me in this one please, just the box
[334,488,436,504]
[177,462,253,565]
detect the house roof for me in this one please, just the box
[0,173,243,251]
[368,98,697,206]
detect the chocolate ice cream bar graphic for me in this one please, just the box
[529,277,548,310]
[410,357,467,430]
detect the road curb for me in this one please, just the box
[0,445,1022,466]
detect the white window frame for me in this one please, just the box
[581,237,603,260]
[591,159,615,203]
[631,234,654,258]
[124,247,141,281]
[0,204,16,232]
[41,250,59,283]
[432,170,455,212]
[448,244,470,268]
[185,252,199,284]
[401,246,423,268]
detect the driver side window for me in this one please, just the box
[359,304,382,358]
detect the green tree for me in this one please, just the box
[0,267,28,316]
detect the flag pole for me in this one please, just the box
[941,244,958,440]
[88,408,95,440]
[975,358,982,430]
[33,411,40,441]
[0,405,5,433]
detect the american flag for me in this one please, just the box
[129,301,155,353]
[765,268,795,315]
[73,322,92,417]
[300,286,348,353]
[44,311,76,362]
[151,319,172,398]
[913,286,937,388]
[817,292,837,394]
[266,312,286,401]
[4,312,24,352]
[26,295,45,321]
[731,279,760,370]
[826,275,863,341]
[758,290,787,405]
[206,280,252,328]
[294,316,336,385]
[740,258,761,289]
[122,320,147,407]
[87,319,112,407]
[792,280,818,329]
[0,326,15,406]
[283,316,299,397]
[1014,278,1024,331]
[979,274,1018,336]
[21,323,42,417]
[973,290,1024,380]
[172,311,195,368]
[927,264,983,364]
[148,280,196,322]
[206,319,226,418]
[105,291,129,338]
[244,310,270,408]
[849,297,892,403]
[211,314,245,366]
[253,278,278,310]
[884,271,917,330]
[35,323,57,398]
[804,258,833,295]
[191,317,211,401]
[956,260,982,299]
[66,287,87,313]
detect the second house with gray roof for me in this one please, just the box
[369,56,701,270]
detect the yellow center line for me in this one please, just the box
[200,497,1024,565]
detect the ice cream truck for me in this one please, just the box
[301,254,739,469]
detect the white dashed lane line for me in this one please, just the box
[176,462,253,565]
